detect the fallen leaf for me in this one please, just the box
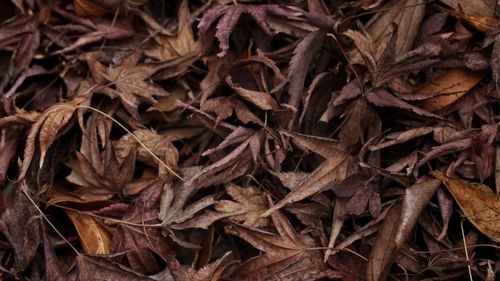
[75,255,153,281]
[414,69,486,111]
[262,131,357,216]
[66,210,112,254]
[144,0,200,78]
[197,4,295,57]
[215,184,269,227]
[0,184,40,277]
[366,179,441,281]
[366,0,425,58]
[432,171,500,240]
[226,205,326,280]
[159,167,233,231]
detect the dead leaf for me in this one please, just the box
[226,205,326,280]
[66,210,112,254]
[19,103,76,181]
[262,131,357,216]
[366,179,441,281]
[413,69,486,111]
[366,0,425,58]
[0,184,40,277]
[144,0,200,78]
[432,171,500,240]
[159,167,233,231]
[197,4,295,57]
[215,184,269,227]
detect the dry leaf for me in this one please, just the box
[366,0,425,58]
[226,206,326,280]
[367,179,441,281]
[432,171,500,239]
[414,69,486,111]
[262,131,357,216]
[215,184,269,227]
[19,103,76,180]
[66,210,112,254]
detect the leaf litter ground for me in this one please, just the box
[0,0,499,280]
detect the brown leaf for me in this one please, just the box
[159,167,233,230]
[19,103,76,181]
[432,171,500,239]
[66,210,112,254]
[226,206,326,281]
[197,4,295,57]
[110,180,175,275]
[0,184,40,277]
[145,0,199,61]
[215,184,269,227]
[366,0,425,58]
[75,255,153,281]
[87,51,168,118]
[262,131,357,216]
[413,69,486,111]
[366,179,440,281]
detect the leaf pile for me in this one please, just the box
[0,0,499,280]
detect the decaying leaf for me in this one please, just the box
[226,205,326,280]
[367,179,441,281]
[66,210,112,254]
[414,69,486,111]
[197,3,295,57]
[432,171,500,240]
[262,131,357,216]
[215,184,269,227]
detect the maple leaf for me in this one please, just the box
[86,50,169,119]
[262,131,357,216]
[198,3,295,57]
[48,112,141,204]
[215,184,269,227]
[143,0,200,69]
[18,82,93,181]
[225,204,326,281]
[159,167,233,231]
[109,180,175,275]
[113,127,203,178]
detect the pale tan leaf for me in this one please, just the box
[432,171,500,239]
[414,69,486,111]
[66,211,112,254]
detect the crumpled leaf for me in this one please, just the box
[225,205,326,281]
[75,255,153,281]
[366,179,441,281]
[114,128,203,177]
[197,3,295,57]
[215,184,269,227]
[262,131,357,216]
[48,112,139,204]
[432,171,500,240]
[19,103,77,181]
